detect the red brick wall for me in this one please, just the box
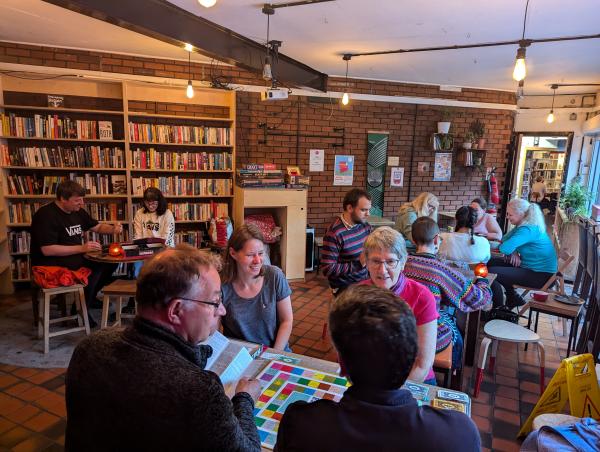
[0,41,515,235]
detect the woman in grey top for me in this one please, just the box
[221,224,293,351]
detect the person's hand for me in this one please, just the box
[82,241,102,253]
[235,378,261,401]
[113,223,123,234]
[509,252,521,267]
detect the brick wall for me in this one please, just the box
[0,41,515,235]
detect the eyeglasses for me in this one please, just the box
[144,200,158,204]
[171,290,223,310]
[366,258,401,269]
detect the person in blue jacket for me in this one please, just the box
[488,198,557,308]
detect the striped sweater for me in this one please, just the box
[403,253,492,350]
[321,216,372,289]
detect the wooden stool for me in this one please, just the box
[101,279,137,329]
[433,343,453,388]
[37,285,90,354]
[473,320,545,398]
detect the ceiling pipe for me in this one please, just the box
[42,0,328,91]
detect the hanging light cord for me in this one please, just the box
[188,52,191,80]
[345,59,349,89]
[551,86,556,110]
[521,0,530,40]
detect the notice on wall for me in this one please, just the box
[333,155,354,186]
[309,149,325,172]
[388,156,400,166]
[390,167,404,187]
[433,153,452,181]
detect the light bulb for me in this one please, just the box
[512,47,527,81]
[184,43,193,52]
[546,111,555,124]
[262,59,272,81]
[186,80,194,99]
[199,0,217,7]
[341,92,349,105]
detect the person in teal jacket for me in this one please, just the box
[488,198,557,308]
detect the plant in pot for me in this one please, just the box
[470,119,486,149]
[438,108,452,134]
[560,177,592,220]
[438,133,453,151]
[462,131,475,149]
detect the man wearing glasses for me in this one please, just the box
[65,244,261,451]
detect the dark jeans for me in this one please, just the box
[488,258,553,308]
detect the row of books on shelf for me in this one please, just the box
[236,164,285,188]
[131,148,232,171]
[8,201,126,224]
[9,231,30,254]
[0,145,125,168]
[84,229,129,245]
[131,177,232,197]
[11,258,30,281]
[174,231,204,248]
[128,123,231,145]
[163,202,229,222]
[6,174,127,196]
[0,114,114,140]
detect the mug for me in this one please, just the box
[530,291,548,302]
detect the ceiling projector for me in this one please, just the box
[261,88,289,101]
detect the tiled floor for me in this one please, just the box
[0,273,575,451]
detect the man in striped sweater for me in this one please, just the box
[322,189,372,295]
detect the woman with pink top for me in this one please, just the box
[470,198,502,241]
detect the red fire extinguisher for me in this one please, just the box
[488,168,500,206]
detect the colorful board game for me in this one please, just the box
[254,361,350,449]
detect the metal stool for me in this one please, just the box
[37,284,90,354]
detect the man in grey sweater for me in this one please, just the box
[65,244,261,452]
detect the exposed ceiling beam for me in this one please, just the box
[42,0,328,91]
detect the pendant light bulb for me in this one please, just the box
[546,85,557,124]
[546,111,555,124]
[512,47,527,82]
[341,54,351,106]
[198,0,217,7]
[263,55,272,81]
[341,92,349,106]
[186,80,194,99]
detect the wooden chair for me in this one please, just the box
[433,343,453,388]
[473,319,545,398]
[101,279,137,329]
[36,284,90,354]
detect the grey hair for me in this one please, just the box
[508,198,546,232]
[364,226,408,266]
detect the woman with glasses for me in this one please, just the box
[359,226,438,384]
[395,192,439,244]
[133,187,175,276]
[221,224,293,351]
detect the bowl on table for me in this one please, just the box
[530,291,548,302]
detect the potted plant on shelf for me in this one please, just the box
[560,177,591,220]
[470,119,486,149]
[462,131,475,149]
[438,108,452,134]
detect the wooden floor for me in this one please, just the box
[0,273,574,451]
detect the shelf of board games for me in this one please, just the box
[0,75,236,291]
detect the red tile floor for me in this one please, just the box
[0,273,575,451]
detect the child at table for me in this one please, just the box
[439,206,491,265]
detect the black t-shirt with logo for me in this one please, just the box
[30,202,99,269]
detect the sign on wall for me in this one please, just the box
[309,149,324,172]
[333,155,354,186]
[390,167,404,187]
[434,153,452,181]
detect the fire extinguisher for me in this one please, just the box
[487,168,500,206]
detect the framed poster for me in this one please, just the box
[390,167,404,187]
[433,153,452,181]
[333,155,354,186]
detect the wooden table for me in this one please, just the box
[85,243,165,264]
[368,215,395,228]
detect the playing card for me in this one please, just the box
[432,398,467,413]
[403,382,429,399]
[437,389,470,403]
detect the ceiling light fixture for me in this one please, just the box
[341,54,351,106]
[262,5,274,81]
[516,79,525,100]
[199,0,217,7]
[547,84,557,123]
[512,0,530,81]
[186,50,194,99]
[184,43,194,52]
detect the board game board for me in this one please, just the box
[253,361,350,449]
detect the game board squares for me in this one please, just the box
[267,403,279,412]
[260,374,274,382]
[296,378,310,386]
[254,417,266,427]
[323,393,335,401]
[258,394,270,403]
[262,409,275,418]
[290,367,304,375]
[318,382,331,391]
[280,365,294,373]
[271,412,283,421]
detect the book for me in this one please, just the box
[47,95,64,107]
[98,121,113,140]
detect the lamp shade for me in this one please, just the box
[474,263,488,278]
[108,243,124,257]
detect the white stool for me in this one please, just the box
[473,319,545,397]
[37,284,90,354]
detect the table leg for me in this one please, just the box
[464,310,481,368]
[526,309,533,351]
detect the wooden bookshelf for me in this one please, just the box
[0,76,236,290]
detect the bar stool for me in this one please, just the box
[101,279,138,329]
[473,319,545,398]
[36,284,90,354]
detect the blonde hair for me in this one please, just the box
[404,192,439,221]
[508,198,546,232]
[363,227,408,268]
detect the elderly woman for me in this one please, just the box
[395,192,439,244]
[359,226,439,384]
[470,198,502,241]
[488,198,557,308]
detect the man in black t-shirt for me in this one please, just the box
[30,180,123,327]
